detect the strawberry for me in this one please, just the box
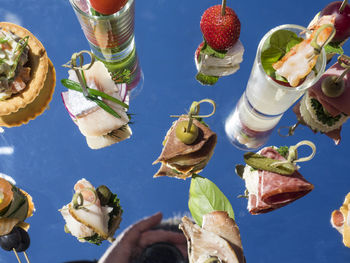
[195,42,205,60]
[200,4,241,51]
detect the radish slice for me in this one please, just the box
[61,92,77,122]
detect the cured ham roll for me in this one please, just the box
[179,211,245,263]
[59,178,122,245]
[238,146,314,215]
[331,193,350,248]
[153,115,217,179]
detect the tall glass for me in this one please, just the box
[69,0,143,95]
[225,24,326,150]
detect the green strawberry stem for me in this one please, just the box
[221,0,227,16]
[340,0,348,12]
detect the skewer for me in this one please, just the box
[278,122,301,137]
[13,248,22,263]
[23,251,31,263]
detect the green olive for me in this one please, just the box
[203,257,221,263]
[97,185,112,206]
[321,76,345,98]
[175,121,199,145]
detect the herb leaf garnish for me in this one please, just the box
[324,42,344,56]
[61,79,129,109]
[200,41,227,59]
[195,73,219,86]
[188,175,234,227]
[311,98,342,126]
[261,30,303,80]
[276,146,289,159]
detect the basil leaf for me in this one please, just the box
[324,42,344,55]
[260,30,303,79]
[261,47,282,76]
[200,41,227,59]
[196,73,219,86]
[188,175,234,227]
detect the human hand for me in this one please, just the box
[99,212,187,263]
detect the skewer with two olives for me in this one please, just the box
[0,226,31,263]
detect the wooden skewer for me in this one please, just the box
[13,248,22,263]
[23,251,31,263]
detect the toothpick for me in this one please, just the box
[23,251,31,263]
[13,248,22,263]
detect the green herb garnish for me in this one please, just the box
[324,42,344,56]
[310,98,342,126]
[261,30,303,80]
[83,233,103,245]
[0,38,8,44]
[200,41,227,59]
[195,73,219,85]
[188,174,235,227]
[8,36,29,79]
[111,69,131,84]
[61,79,128,109]
[276,146,289,159]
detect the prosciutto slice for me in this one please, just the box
[308,62,350,117]
[244,147,314,215]
[153,115,217,179]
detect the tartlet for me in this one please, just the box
[0,22,55,127]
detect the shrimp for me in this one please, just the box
[74,178,99,205]
[273,15,336,87]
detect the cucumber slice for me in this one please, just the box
[1,186,27,221]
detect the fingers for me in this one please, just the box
[99,212,163,263]
[132,212,163,233]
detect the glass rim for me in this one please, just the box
[256,24,326,92]
[69,0,134,20]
